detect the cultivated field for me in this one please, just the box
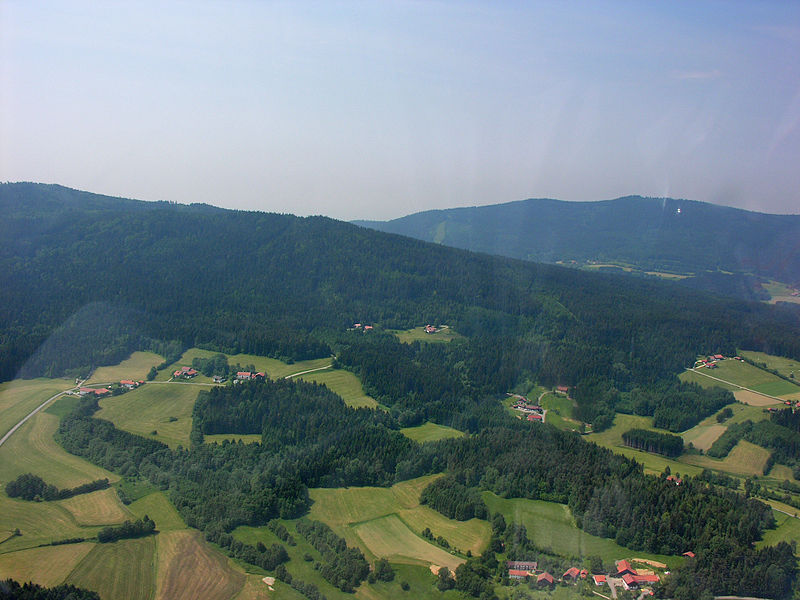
[354,514,464,572]
[734,389,782,406]
[308,475,490,563]
[155,530,245,600]
[400,422,465,443]
[95,383,199,448]
[0,377,73,439]
[87,351,163,384]
[390,326,463,344]
[681,423,726,451]
[482,492,681,569]
[0,542,95,588]
[0,411,116,489]
[681,440,771,477]
[67,536,157,600]
[297,368,378,408]
[59,487,133,526]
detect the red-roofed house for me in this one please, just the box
[563,567,580,580]
[593,575,607,586]
[667,475,683,485]
[714,354,724,360]
[616,560,635,576]
[508,569,528,580]
[236,372,252,380]
[120,380,137,388]
[580,569,588,579]
[634,574,660,584]
[506,561,537,571]
[621,573,638,589]
[364,325,373,330]
[682,551,695,558]
[556,385,569,394]
[527,414,542,421]
[537,572,554,586]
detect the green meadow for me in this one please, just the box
[400,422,466,443]
[391,326,463,344]
[297,368,378,408]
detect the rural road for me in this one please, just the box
[0,383,80,448]
[686,367,789,403]
[284,365,333,379]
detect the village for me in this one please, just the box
[506,556,678,598]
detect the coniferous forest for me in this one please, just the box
[4,183,800,599]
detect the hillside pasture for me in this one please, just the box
[691,359,797,397]
[67,536,156,600]
[297,368,378,408]
[681,423,726,451]
[0,542,95,588]
[58,487,132,526]
[681,440,771,477]
[155,530,245,600]
[0,411,116,489]
[86,351,163,384]
[128,492,186,532]
[95,383,198,448]
[400,422,465,443]
[353,514,464,572]
[758,511,800,548]
[0,377,72,439]
[482,492,680,568]
[740,351,800,381]
[0,493,95,552]
[155,347,220,382]
[391,326,463,344]
[226,354,332,380]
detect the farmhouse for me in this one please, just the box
[527,413,543,421]
[119,379,139,389]
[682,551,695,558]
[593,574,607,586]
[507,561,537,571]
[615,560,635,577]
[212,375,226,383]
[425,324,437,334]
[236,371,252,380]
[556,385,569,394]
[78,387,110,396]
[536,572,554,586]
[508,569,528,580]
[563,567,581,581]
[173,366,198,378]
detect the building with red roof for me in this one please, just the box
[616,560,635,576]
[508,569,528,580]
[682,551,695,558]
[563,567,581,580]
[592,575,607,586]
[537,572,554,586]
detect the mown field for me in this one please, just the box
[95,382,200,448]
[390,326,463,344]
[0,542,96,587]
[58,487,134,526]
[297,368,378,409]
[682,359,799,398]
[66,536,157,600]
[741,351,800,381]
[400,422,465,443]
[681,440,771,477]
[87,351,163,384]
[482,492,681,569]
[758,510,800,548]
[0,377,73,439]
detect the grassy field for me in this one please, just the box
[128,491,186,531]
[681,440,771,477]
[0,411,117,489]
[95,383,200,448]
[0,542,95,587]
[204,433,263,445]
[297,368,378,409]
[681,423,726,451]
[391,326,463,344]
[482,492,680,568]
[0,493,99,552]
[58,487,133,526]
[586,414,703,478]
[758,511,800,548]
[741,351,800,381]
[227,354,333,380]
[307,475,490,563]
[0,377,73,439]
[67,536,157,600]
[353,514,463,572]
[540,392,584,432]
[683,359,799,397]
[400,422,466,443]
[155,530,245,600]
[87,351,164,384]
[680,368,739,391]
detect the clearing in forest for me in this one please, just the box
[400,422,465,443]
[298,368,378,408]
[390,326,463,344]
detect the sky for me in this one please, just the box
[2,1,799,220]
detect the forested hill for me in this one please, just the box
[1,182,800,387]
[354,196,800,288]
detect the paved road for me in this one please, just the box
[0,383,80,448]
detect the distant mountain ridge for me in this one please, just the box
[354,196,800,290]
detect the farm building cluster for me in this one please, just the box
[507,559,662,594]
[77,379,144,397]
[234,371,265,382]
[509,395,545,423]
[693,354,743,369]
[173,366,199,379]
[351,323,374,331]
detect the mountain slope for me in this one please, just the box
[354,196,800,287]
[2,183,799,387]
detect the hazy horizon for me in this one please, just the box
[3,2,799,220]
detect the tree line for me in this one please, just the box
[5,473,109,502]
[621,428,684,457]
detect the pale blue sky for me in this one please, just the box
[2,1,799,219]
